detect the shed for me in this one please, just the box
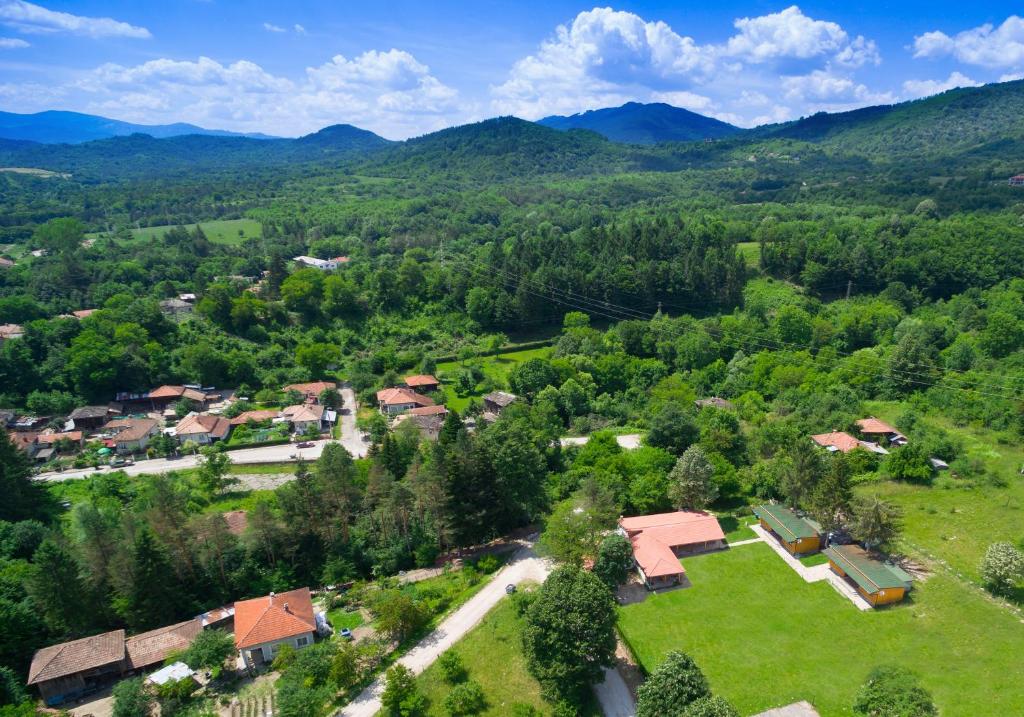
[752,504,821,555]
[27,630,126,705]
[822,544,912,607]
[147,662,194,686]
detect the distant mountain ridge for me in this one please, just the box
[538,102,742,144]
[0,110,280,144]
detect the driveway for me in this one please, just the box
[594,667,637,717]
[560,434,642,450]
[337,386,370,459]
[339,544,552,717]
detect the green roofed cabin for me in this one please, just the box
[822,544,913,607]
[752,504,821,556]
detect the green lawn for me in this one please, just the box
[718,514,757,543]
[416,597,600,716]
[618,543,1024,716]
[326,607,365,631]
[87,218,261,246]
[858,400,1024,582]
[436,347,551,412]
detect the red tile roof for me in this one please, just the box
[103,418,159,443]
[855,417,898,435]
[125,620,201,670]
[281,404,324,422]
[36,430,83,444]
[376,387,435,407]
[407,405,448,416]
[630,533,686,579]
[149,385,208,402]
[619,511,726,548]
[229,409,280,425]
[283,381,336,396]
[811,431,860,453]
[234,588,316,649]
[175,413,231,439]
[28,630,125,685]
[404,374,439,388]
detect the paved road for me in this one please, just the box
[339,544,552,717]
[594,667,637,717]
[36,388,369,483]
[560,434,642,450]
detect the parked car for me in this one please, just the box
[339,628,353,641]
[505,584,517,595]
[297,441,314,448]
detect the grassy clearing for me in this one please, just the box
[326,607,364,631]
[735,241,760,268]
[87,218,261,246]
[718,514,757,543]
[436,347,551,412]
[205,489,275,513]
[416,597,600,717]
[858,400,1024,582]
[618,543,1024,716]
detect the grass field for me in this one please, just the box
[416,596,600,717]
[326,607,364,631]
[857,400,1024,583]
[736,241,760,268]
[435,347,551,412]
[618,543,1024,716]
[87,218,261,246]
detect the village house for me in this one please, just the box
[159,298,194,320]
[27,630,127,705]
[403,374,440,392]
[855,417,907,446]
[619,511,727,590]
[280,403,333,434]
[393,410,447,441]
[376,387,436,415]
[822,544,913,608]
[67,405,119,432]
[811,431,888,455]
[36,430,85,452]
[292,256,348,271]
[753,504,822,556]
[695,396,735,410]
[148,385,211,412]
[102,417,160,454]
[1009,174,1024,186]
[173,413,232,444]
[482,391,518,416]
[234,588,317,668]
[229,409,280,426]
[0,323,24,346]
[282,381,337,403]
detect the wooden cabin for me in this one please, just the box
[822,544,913,607]
[753,504,821,556]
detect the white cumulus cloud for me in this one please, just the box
[0,0,150,39]
[263,22,285,33]
[902,72,980,99]
[0,35,27,47]
[913,15,1024,69]
[491,5,884,127]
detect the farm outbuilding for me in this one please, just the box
[822,544,913,607]
[753,504,821,556]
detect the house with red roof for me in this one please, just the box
[376,387,436,415]
[855,417,907,446]
[403,374,440,392]
[282,381,337,403]
[811,431,888,455]
[619,511,726,590]
[234,588,317,668]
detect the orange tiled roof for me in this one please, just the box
[281,404,324,422]
[855,417,898,435]
[404,374,439,388]
[376,387,435,407]
[125,619,201,670]
[229,409,280,425]
[630,532,686,579]
[175,413,231,439]
[103,418,158,443]
[36,431,83,444]
[234,588,316,649]
[619,511,726,548]
[811,431,860,453]
[283,381,336,396]
[407,405,447,416]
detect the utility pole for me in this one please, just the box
[845,280,852,300]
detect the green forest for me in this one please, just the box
[1,79,1024,716]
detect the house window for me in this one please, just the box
[296,636,309,647]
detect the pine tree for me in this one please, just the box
[120,529,183,631]
[0,430,49,522]
[27,539,95,636]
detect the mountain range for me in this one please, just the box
[538,102,741,144]
[0,110,279,144]
[0,79,1022,181]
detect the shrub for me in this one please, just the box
[181,629,234,670]
[637,651,710,717]
[381,665,426,717]
[980,541,1024,597]
[683,696,740,717]
[474,554,500,574]
[443,680,486,716]
[438,650,467,684]
[112,678,152,717]
[853,665,937,716]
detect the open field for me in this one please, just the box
[436,346,551,412]
[858,400,1024,583]
[87,218,261,246]
[736,241,760,268]
[617,543,1024,716]
[416,596,600,717]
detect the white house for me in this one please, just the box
[293,256,349,271]
[234,588,316,668]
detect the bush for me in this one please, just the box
[112,678,152,717]
[473,554,500,574]
[443,680,486,716]
[979,541,1024,597]
[182,629,234,670]
[853,665,937,716]
[508,704,541,717]
[637,651,710,717]
[381,665,426,717]
[438,650,467,684]
[683,696,740,717]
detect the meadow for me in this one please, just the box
[435,346,552,412]
[617,542,1024,716]
[88,218,261,246]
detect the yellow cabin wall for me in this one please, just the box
[828,560,906,606]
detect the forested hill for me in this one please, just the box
[755,79,1024,161]
[538,102,741,144]
[0,109,277,144]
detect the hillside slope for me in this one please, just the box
[538,102,741,144]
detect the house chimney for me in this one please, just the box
[283,603,290,613]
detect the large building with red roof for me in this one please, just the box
[619,511,726,590]
[234,588,317,667]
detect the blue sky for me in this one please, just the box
[0,1,1021,139]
